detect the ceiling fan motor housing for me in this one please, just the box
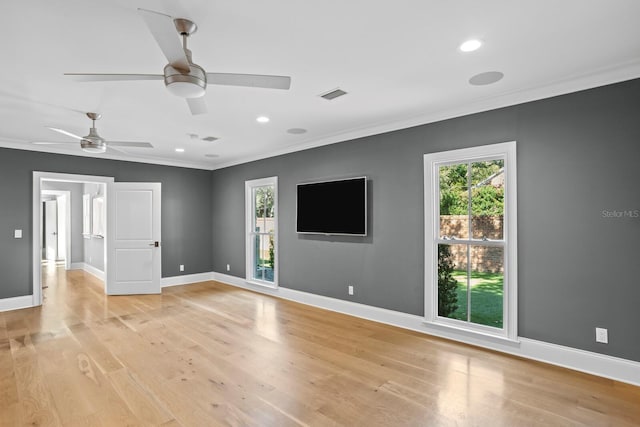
[81,127,107,153]
[163,51,207,98]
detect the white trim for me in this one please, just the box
[207,63,640,171]
[0,141,212,170]
[423,141,518,341]
[245,176,279,287]
[161,272,214,288]
[33,172,114,306]
[212,271,640,386]
[10,266,636,385]
[0,295,34,312]
[2,65,639,172]
[245,279,278,289]
[70,262,105,281]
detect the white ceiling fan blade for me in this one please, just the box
[65,73,164,82]
[106,145,128,155]
[32,141,78,145]
[207,73,291,90]
[108,141,154,148]
[47,127,83,140]
[138,8,190,72]
[186,97,208,115]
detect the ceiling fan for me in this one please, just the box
[33,112,153,154]
[65,9,292,115]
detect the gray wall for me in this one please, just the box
[41,181,84,263]
[0,150,212,299]
[211,78,640,362]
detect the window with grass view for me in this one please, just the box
[424,142,517,340]
[245,177,277,286]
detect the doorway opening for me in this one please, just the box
[41,190,71,268]
[41,190,71,297]
[32,172,114,306]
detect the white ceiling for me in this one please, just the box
[1,0,639,170]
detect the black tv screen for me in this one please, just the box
[296,177,367,235]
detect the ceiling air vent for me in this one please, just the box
[201,136,219,142]
[319,88,347,100]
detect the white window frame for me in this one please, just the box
[245,176,278,288]
[424,141,518,342]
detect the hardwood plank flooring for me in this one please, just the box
[1,263,638,426]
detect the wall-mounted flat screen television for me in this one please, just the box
[296,176,367,236]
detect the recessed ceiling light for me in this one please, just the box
[175,148,185,153]
[256,116,270,123]
[469,71,504,86]
[204,154,219,158]
[459,39,482,52]
[287,128,307,135]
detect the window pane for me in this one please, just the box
[469,245,504,328]
[266,234,275,282]
[251,234,274,283]
[438,243,467,321]
[439,163,468,239]
[254,186,273,232]
[251,234,261,281]
[471,160,504,240]
[264,186,275,233]
[253,188,264,232]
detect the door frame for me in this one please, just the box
[32,172,114,306]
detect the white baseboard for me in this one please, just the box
[2,270,636,386]
[212,271,640,387]
[70,262,105,281]
[0,295,34,312]
[161,272,214,288]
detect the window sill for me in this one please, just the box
[245,279,278,290]
[422,319,520,348]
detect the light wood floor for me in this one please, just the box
[1,265,639,426]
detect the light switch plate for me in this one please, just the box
[14,229,22,239]
[595,327,608,344]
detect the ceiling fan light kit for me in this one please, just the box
[81,141,107,153]
[81,129,106,153]
[164,58,206,98]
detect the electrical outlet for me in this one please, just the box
[226,264,230,271]
[179,264,184,272]
[348,285,354,295]
[595,327,608,344]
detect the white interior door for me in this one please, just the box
[107,182,161,295]
[44,200,58,261]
